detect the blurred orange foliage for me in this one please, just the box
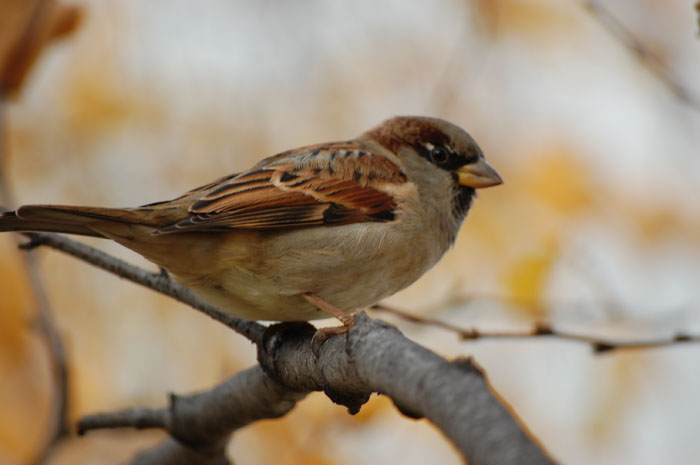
[0,0,81,98]
[0,238,51,465]
[505,239,559,318]
[0,238,33,361]
[521,148,594,215]
[1,0,698,464]
[634,204,700,246]
[474,0,579,39]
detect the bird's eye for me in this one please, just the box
[430,146,450,164]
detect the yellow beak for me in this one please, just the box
[457,159,503,188]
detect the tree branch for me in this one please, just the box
[371,304,699,354]
[79,364,308,465]
[78,365,307,439]
[258,315,557,464]
[16,234,558,464]
[74,317,557,465]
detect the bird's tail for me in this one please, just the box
[0,204,169,238]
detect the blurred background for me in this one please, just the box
[1,0,699,464]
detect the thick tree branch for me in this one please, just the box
[259,315,556,464]
[17,234,557,464]
[74,317,557,465]
[17,234,557,463]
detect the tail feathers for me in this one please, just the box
[0,209,104,237]
[0,205,175,238]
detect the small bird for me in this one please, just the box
[0,116,501,326]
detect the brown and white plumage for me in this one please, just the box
[0,116,502,322]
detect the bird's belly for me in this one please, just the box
[172,222,445,322]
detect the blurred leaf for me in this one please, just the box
[0,0,82,97]
[587,352,649,445]
[243,393,343,465]
[61,65,164,143]
[46,430,166,465]
[633,204,700,246]
[0,238,50,465]
[522,148,594,215]
[473,0,577,39]
[504,238,559,318]
[0,237,34,366]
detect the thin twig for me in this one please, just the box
[23,256,71,465]
[19,232,266,344]
[77,364,307,438]
[582,0,700,112]
[371,304,699,354]
[78,407,168,433]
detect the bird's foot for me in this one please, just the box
[302,292,357,354]
[310,321,356,355]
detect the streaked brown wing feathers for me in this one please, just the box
[157,146,405,233]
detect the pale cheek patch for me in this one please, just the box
[379,182,419,214]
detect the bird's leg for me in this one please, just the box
[302,292,355,326]
[302,292,356,349]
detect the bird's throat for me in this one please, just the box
[452,185,475,220]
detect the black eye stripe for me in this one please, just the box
[464,154,479,165]
[416,143,476,170]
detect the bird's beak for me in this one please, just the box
[457,159,503,188]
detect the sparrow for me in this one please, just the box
[0,116,502,326]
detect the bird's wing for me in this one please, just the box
[157,142,408,233]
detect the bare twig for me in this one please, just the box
[78,407,167,432]
[19,232,266,344]
[23,255,71,465]
[582,0,700,111]
[371,304,699,354]
[78,364,307,439]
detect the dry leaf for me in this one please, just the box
[0,0,82,97]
